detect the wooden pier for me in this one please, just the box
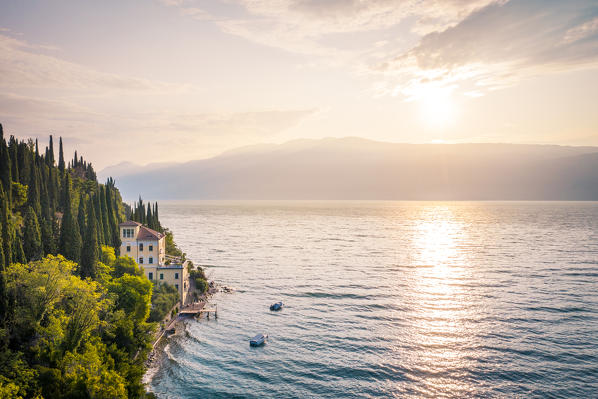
[179,302,218,319]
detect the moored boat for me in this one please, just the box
[249,333,268,346]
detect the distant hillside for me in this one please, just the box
[99,138,598,200]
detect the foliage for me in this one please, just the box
[189,266,206,281]
[164,229,185,260]
[130,197,161,232]
[147,283,179,323]
[189,266,208,294]
[22,207,42,262]
[0,127,162,398]
[0,129,125,266]
[0,255,156,398]
[79,196,99,279]
[112,255,143,278]
[195,278,209,294]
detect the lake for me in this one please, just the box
[147,201,598,398]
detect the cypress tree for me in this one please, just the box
[59,174,82,262]
[146,203,152,229]
[0,186,12,265]
[48,135,55,166]
[0,219,4,269]
[154,202,160,231]
[9,139,19,185]
[99,186,110,244]
[41,218,56,256]
[93,192,105,245]
[39,166,50,218]
[49,167,59,210]
[23,206,42,261]
[80,196,99,279]
[105,186,116,246]
[17,141,30,186]
[0,216,5,323]
[58,137,65,172]
[0,137,11,206]
[77,194,87,240]
[105,185,120,249]
[27,167,41,218]
[13,233,26,264]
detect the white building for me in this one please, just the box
[119,220,188,304]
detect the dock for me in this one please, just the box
[179,302,218,319]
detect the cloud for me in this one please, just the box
[160,0,496,56]
[160,0,598,101]
[563,16,598,44]
[380,0,598,97]
[0,34,176,91]
[1,87,317,168]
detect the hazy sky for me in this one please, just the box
[1,0,597,169]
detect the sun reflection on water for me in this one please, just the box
[393,205,479,398]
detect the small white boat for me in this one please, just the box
[249,333,268,346]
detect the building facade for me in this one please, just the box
[119,221,188,304]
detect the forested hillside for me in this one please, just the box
[0,124,159,398]
[103,137,598,200]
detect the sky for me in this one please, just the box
[1,0,597,170]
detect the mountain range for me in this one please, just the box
[98,137,598,200]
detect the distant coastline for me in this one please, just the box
[101,138,598,201]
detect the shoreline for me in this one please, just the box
[144,282,219,380]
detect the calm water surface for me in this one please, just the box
[147,201,598,398]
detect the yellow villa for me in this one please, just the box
[119,220,189,304]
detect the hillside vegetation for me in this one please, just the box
[0,124,160,398]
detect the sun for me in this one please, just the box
[416,86,457,129]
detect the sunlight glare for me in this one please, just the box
[416,86,457,129]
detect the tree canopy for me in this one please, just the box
[0,125,160,398]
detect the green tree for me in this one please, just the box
[58,137,65,173]
[23,206,42,261]
[47,134,55,166]
[77,193,87,240]
[93,192,105,245]
[0,186,12,266]
[41,218,56,256]
[26,166,41,217]
[80,197,99,279]
[0,135,12,206]
[59,174,82,262]
[99,186,111,247]
[112,256,142,278]
[108,274,152,323]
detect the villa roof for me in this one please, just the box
[119,220,164,240]
[119,220,142,227]
[137,225,164,240]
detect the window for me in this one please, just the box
[148,272,153,280]
[175,272,179,279]
[149,245,153,251]
[139,243,144,251]
[126,245,131,252]
[160,273,164,280]
[149,257,153,264]
[175,284,179,290]
[139,257,144,264]
[123,228,134,238]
